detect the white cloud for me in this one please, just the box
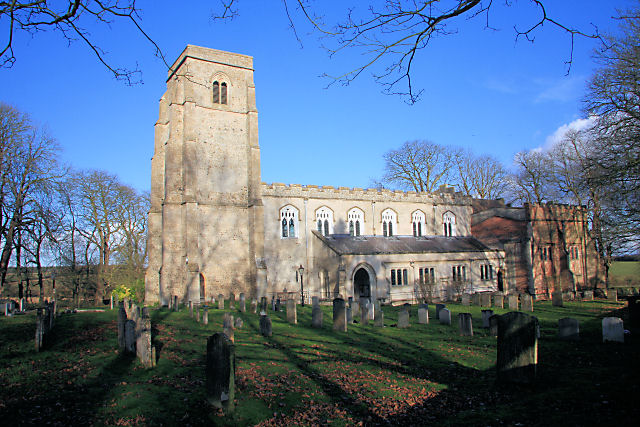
[534,76,585,103]
[543,116,596,149]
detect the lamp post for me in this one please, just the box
[298,265,305,306]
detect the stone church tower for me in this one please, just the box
[145,46,266,305]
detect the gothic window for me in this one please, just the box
[443,211,456,236]
[221,82,228,104]
[213,81,228,105]
[390,268,409,286]
[348,207,364,237]
[280,205,299,238]
[412,210,426,237]
[315,206,334,236]
[213,81,220,104]
[381,208,396,237]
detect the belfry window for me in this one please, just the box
[280,205,299,238]
[213,81,228,105]
[315,206,334,236]
[348,207,364,237]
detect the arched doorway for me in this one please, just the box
[199,273,206,302]
[354,268,371,299]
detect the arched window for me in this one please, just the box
[213,80,228,105]
[412,210,426,237]
[381,208,396,237]
[280,205,299,238]
[348,207,364,237]
[315,206,334,236]
[443,211,456,237]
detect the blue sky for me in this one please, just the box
[0,0,633,192]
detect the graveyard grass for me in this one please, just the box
[1,300,638,426]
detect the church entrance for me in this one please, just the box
[354,268,371,299]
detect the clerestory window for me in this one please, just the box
[280,205,299,238]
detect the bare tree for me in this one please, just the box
[217,1,606,102]
[511,149,556,205]
[382,140,459,192]
[456,149,510,199]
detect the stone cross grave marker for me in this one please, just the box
[458,313,473,336]
[558,317,579,341]
[333,298,347,332]
[602,317,624,343]
[206,333,235,412]
[439,308,451,325]
[496,312,538,384]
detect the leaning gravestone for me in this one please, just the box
[333,298,347,332]
[286,299,297,324]
[136,317,154,368]
[496,312,538,384]
[520,294,533,312]
[218,294,225,310]
[418,306,429,324]
[206,333,235,412]
[493,293,504,309]
[398,307,410,328]
[312,306,323,328]
[461,294,471,306]
[508,294,519,311]
[482,309,494,329]
[239,293,246,312]
[435,303,445,320]
[458,313,473,336]
[439,308,451,325]
[259,315,272,337]
[558,318,579,341]
[602,317,624,343]
[125,320,136,355]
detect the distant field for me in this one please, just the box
[609,261,640,287]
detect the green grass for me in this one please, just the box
[610,261,640,287]
[1,300,638,426]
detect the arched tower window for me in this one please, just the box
[443,211,456,237]
[212,80,228,105]
[412,210,426,237]
[381,208,396,237]
[280,205,299,238]
[348,207,364,237]
[315,206,334,236]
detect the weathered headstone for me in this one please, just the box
[239,293,246,312]
[189,301,194,318]
[196,305,201,322]
[374,306,384,327]
[520,294,533,312]
[203,307,209,325]
[398,307,410,328]
[312,296,319,307]
[351,301,360,318]
[35,310,44,351]
[418,306,429,324]
[583,290,594,301]
[602,317,624,343]
[136,317,153,368]
[117,305,126,353]
[493,293,504,308]
[472,293,481,306]
[435,303,445,320]
[558,317,579,341]
[223,313,233,329]
[628,296,640,333]
[508,294,519,311]
[439,308,451,325]
[218,294,225,310]
[607,290,618,303]
[110,295,114,310]
[482,309,494,328]
[250,299,257,313]
[368,302,375,321]
[496,312,538,384]
[234,317,243,328]
[173,295,179,311]
[206,333,235,412]
[461,294,471,306]
[275,298,281,312]
[552,291,563,307]
[229,293,235,309]
[360,304,369,326]
[259,315,272,337]
[125,320,136,354]
[480,293,492,307]
[286,299,297,324]
[142,307,149,318]
[346,306,353,324]
[458,313,473,336]
[260,296,267,312]
[332,298,347,332]
[312,306,323,328]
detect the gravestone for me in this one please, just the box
[203,308,209,325]
[239,293,246,312]
[489,314,499,337]
[351,301,360,318]
[196,306,201,322]
[189,301,194,318]
[125,320,136,354]
[218,294,225,310]
[367,302,375,320]
[142,307,150,319]
[552,291,563,307]
[250,299,257,313]
[286,299,297,324]
[173,296,178,311]
[583,290,594,301]
[35,310,44,351]
[602,317,624,343]
[360,297,369,318]
[206,333,235,412]
[360,304,369,326]
[348,296,353,306]
[346,306,353,324]
[374,306,384,327]
[260,296,267,312]
[435,304,445,320]
[117,305,127,353]
[418,307,429,324]
[496,312,538,384]
[461,294,471,306]
[312,306,323,328]
[136,318,153,368]
[482,309,494,328]
[229,293,235,309]
[493,293,504,308]
[628,296,640,333]
[332,298,347,332]
[312,296,319,307]
[259,315,272,337]
[234,317,243,328]
[398,307,410,328]
[458,313,473,336]
[480,293,491,307]
[110,295,114,310]
[439,308,451,325]
[520,294,533,312]
[223,313,233,329]
[558,317,579,341]
[472,293,481,306]
[508,294,519,311]
[607,290,618,303]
